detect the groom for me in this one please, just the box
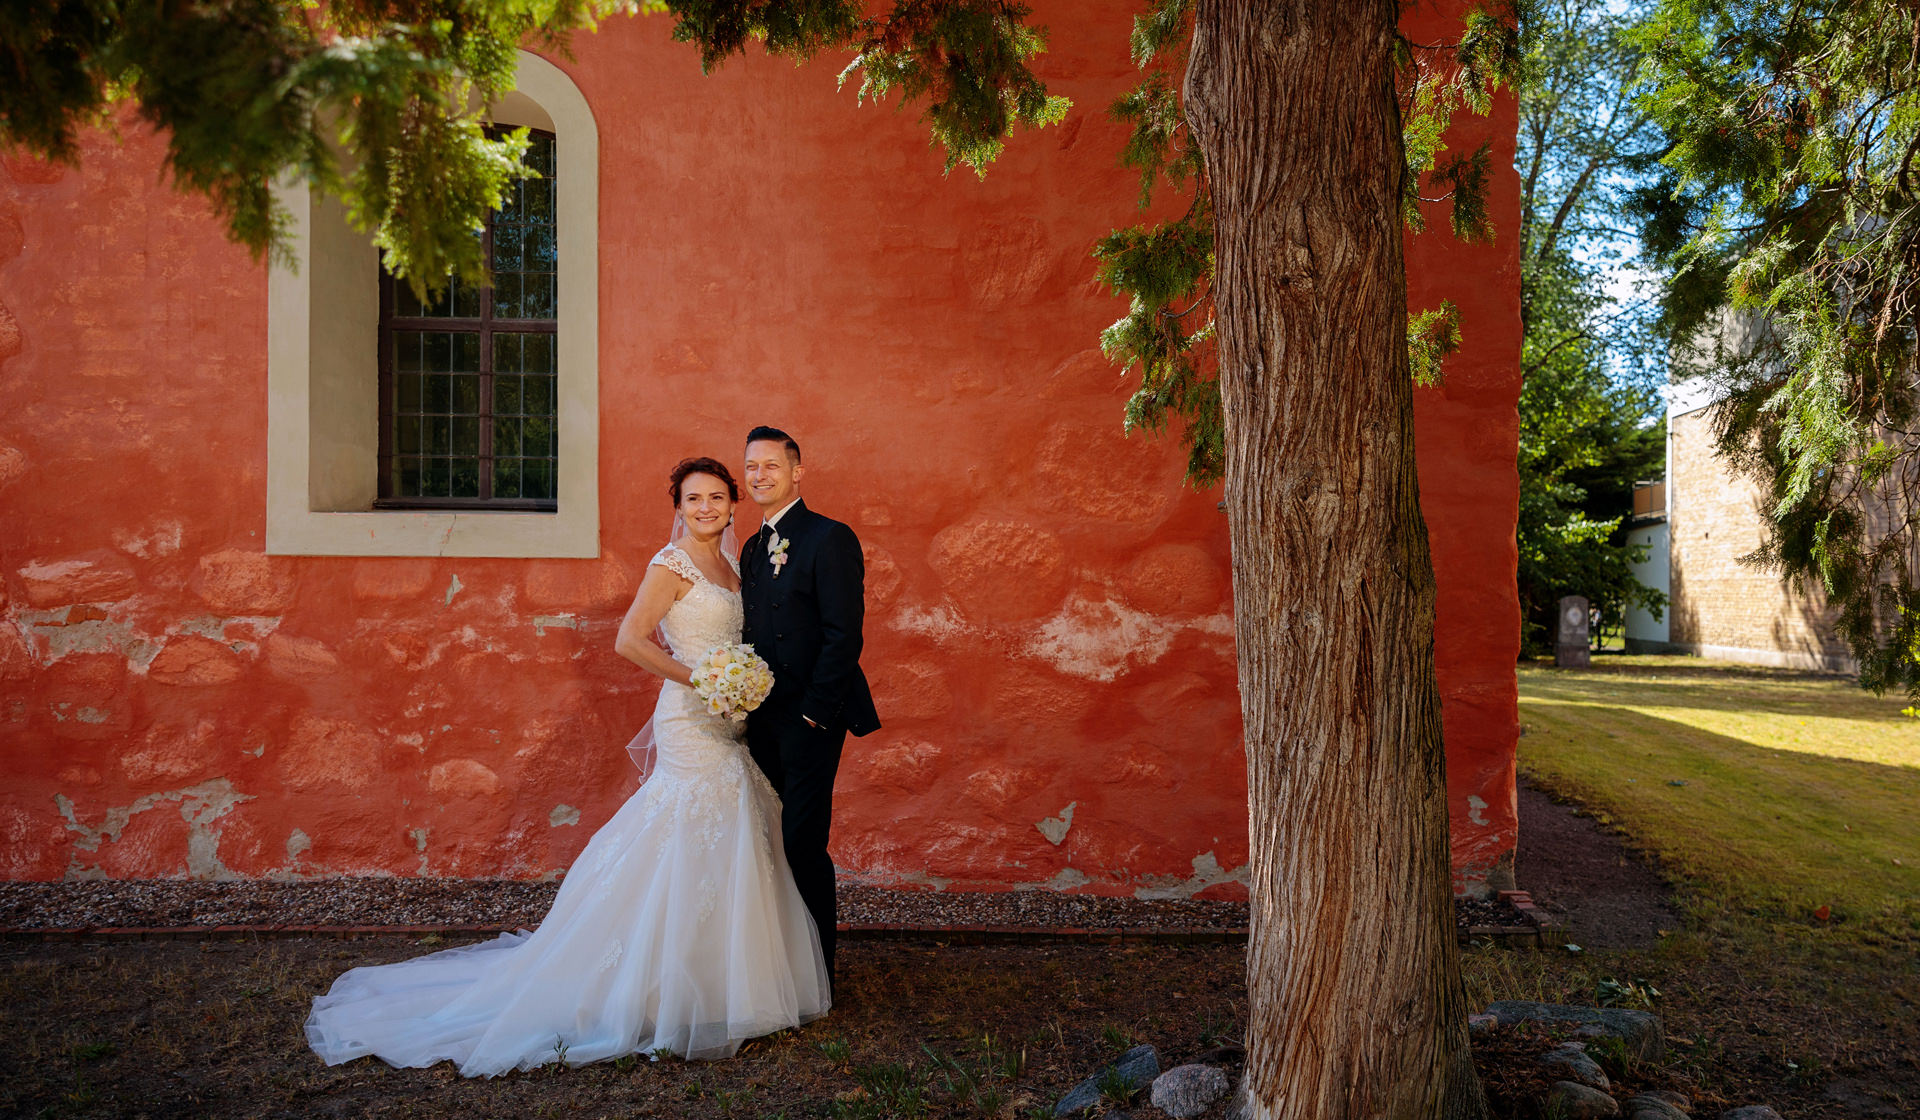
[740,426,880,990]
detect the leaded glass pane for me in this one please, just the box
[525,458,554,500]
[525,334,554,375]
[525,374,553,417]
[494,374,522,416]
[493,331,523,374]
[492,273,523,320]
[494,457,521,499]
[453,375,480,414]
[451,460,481,498]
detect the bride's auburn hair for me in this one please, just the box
[668,457,740,506]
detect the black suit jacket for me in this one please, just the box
[741,499,881,737]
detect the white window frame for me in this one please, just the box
[265,50,598,557]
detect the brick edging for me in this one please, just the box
[0,920,1547,946]
[0,923,1251,945]
[1498,889,1564,946]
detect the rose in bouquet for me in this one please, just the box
[690,642,774,723]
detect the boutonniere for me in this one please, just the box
[768,532,790,578]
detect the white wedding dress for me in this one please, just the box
[305,545,830,1075]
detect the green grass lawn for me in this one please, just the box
[1465,654,1920,1116]
[1517,654,1918,928]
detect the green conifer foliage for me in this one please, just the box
[1092,0,1519,486]
[0,0,1067,295]
[0,0,641,296]
[1632,0,1920,693]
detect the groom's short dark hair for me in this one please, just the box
[746,425,801,464]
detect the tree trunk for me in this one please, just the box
[1183,4,1487,1118]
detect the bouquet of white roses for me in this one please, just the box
[690,642,774,723]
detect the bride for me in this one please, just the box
[305,457,830,1075]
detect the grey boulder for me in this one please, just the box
[1150,1064,1230,1120]
[1054,1045,1161,1117]
[1485,1000,1665,1062]
[1541,1045,1611,1091]
[1548,1080,1622,1119]
[1720,1109,1784,1120]
[1623,1093,1689,1120]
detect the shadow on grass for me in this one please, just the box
[1519,665,1915,725]
[1517,700,1920,932]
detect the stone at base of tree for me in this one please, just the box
[1485,1000,1665,1062]
[1150,1064,1230,1119]
[1542,1044,1611,1091]
[1469,1013,1499,1033]
[1719,1108,1783,1120]
[1624,1092,1690,1120]
[1053,1045,1160,1117]
[1549,1080,1622,1119]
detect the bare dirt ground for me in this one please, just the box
[0,783,1908,1118]
[1514,777,1682,949]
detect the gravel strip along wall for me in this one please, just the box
[0,880,1535,943]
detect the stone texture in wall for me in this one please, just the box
[1668,408,1853,669]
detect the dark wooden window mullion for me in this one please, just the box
[478,219,495,502]
[376,274,394,500]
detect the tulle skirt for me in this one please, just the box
[305,748,829,1075]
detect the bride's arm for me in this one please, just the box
[614,566,696,687]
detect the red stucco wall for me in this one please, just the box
[0,3,1520,896]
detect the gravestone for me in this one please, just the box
[1556,595,1591,668]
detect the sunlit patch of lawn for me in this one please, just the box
[1517,655,1919,929]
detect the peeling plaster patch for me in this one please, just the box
[409,827,431,875]
[248,744,265,757]
[1035,802,1076,846]
[113,520,183,558]
[1023,595,1233,682]
[1132,851,1249,901]
[530,614,579,636]
[20,558,95,584]
[286,829,312,860]
[18,607,283,670]
[1466,794,1489,827]
[1026,867,1089,891]
[838,867,953,892]
[549,804,581,827]
[16,607,161,667]
[889,602,973,642]
[54,779,255,879]
[178,614,281,652]
[445,573,463,605]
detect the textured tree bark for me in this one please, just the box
[1183,3,1488,1118]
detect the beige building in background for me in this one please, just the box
[1634,390,1856,672]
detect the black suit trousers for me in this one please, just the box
[746,701,843,977]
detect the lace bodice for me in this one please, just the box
[651,545,744,664]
